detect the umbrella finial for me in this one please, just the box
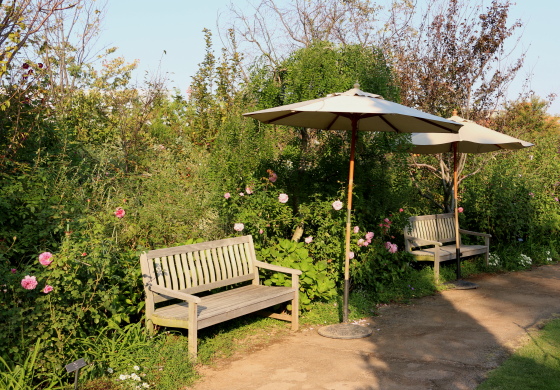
[354,82,360,89]
[452,109,458,116]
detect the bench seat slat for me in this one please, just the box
[151,285,295,330]
[410,244,488,261]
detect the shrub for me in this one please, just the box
[258,239,338,310]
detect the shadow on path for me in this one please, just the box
[188,264,560,390]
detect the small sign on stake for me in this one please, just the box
[65,358,87,390]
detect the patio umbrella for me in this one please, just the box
[409,113,534,287]
[244,84,462,329]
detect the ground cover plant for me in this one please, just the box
[477,317,560,390]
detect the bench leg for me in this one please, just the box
[188,303,198,361]
[433,260,440,283]
[484,237,490,266]
[145,317,154,335]
[291,295,299,331]
[291,275,299,331]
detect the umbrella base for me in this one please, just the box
[445,279,479,290]
[318,323,373,339]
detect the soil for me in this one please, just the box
[187,263,560,390]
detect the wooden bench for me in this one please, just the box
[140,235,301,359]
[404,213,491,281]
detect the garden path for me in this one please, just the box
[187,263,560,390]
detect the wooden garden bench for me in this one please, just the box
[404,213,491,281]
[140,235,301,359]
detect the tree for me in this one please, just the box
[384,0,526,212]
[226,0,384,78]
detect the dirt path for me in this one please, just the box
[187,264,560,390]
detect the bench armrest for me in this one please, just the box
[149,284,202,304]
[254,260,302,275]
[459,229,492,238]
[405,236,443,247]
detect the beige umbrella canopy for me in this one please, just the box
[410,115,534,153]
[244,84,462,325]
[410,114,534,285]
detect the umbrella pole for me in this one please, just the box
[453,143,462,279]
[343,120,358,323]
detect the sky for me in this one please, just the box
[95,0,559,115]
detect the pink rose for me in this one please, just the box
[357,238,365,246]
[245,187,253,194]
[365,232,374,240]
[268,170,278,183]
[42,285,53,294]
[353,226,360,234]
[38,252,53,266]
[399,208,404,212]
[332,200,343,211]
[224,192,231,199]
[259,229,264,234]
[234,223,244,232]
[239,192,245,196]
[385,242,398,254]
[114,207,125,218]
[21,275,38,290]
[348,251,355,259]
[458,207,464,213]
[10,268,16,274]
[278,193,289,203]
[304,236,313,244]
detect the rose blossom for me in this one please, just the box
[278,193,289,203]
[10,268,16,274]
[224,192,231,199]
[385,242,398,254]
[365,232,374,240]
[239,192,245,196]
[233,223,244,232]
[38,252,53,266]
[268,170,278,183]
[457,207,464,213]
[332,200,343,211]
[42,285,53,294]
[21,275,38,290]
[304,236,313,244]
[245,187,253,194]
[399,208,404,212]
[357,238,365,246]
[348,251,355,259]
[353,226,360,234]
[114,207,125,218]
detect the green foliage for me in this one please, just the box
[250,41,399,109]
[259,238,338,309]
[462,98,560,245]
[348,209,417,294]
[0,339,63,390]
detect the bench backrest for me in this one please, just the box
[405,213,458,249]
[140,235,258,304]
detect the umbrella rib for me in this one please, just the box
[416,117,459,133]
[261,111,299,124]
[326,114,340,130]
[379,116,401,133]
